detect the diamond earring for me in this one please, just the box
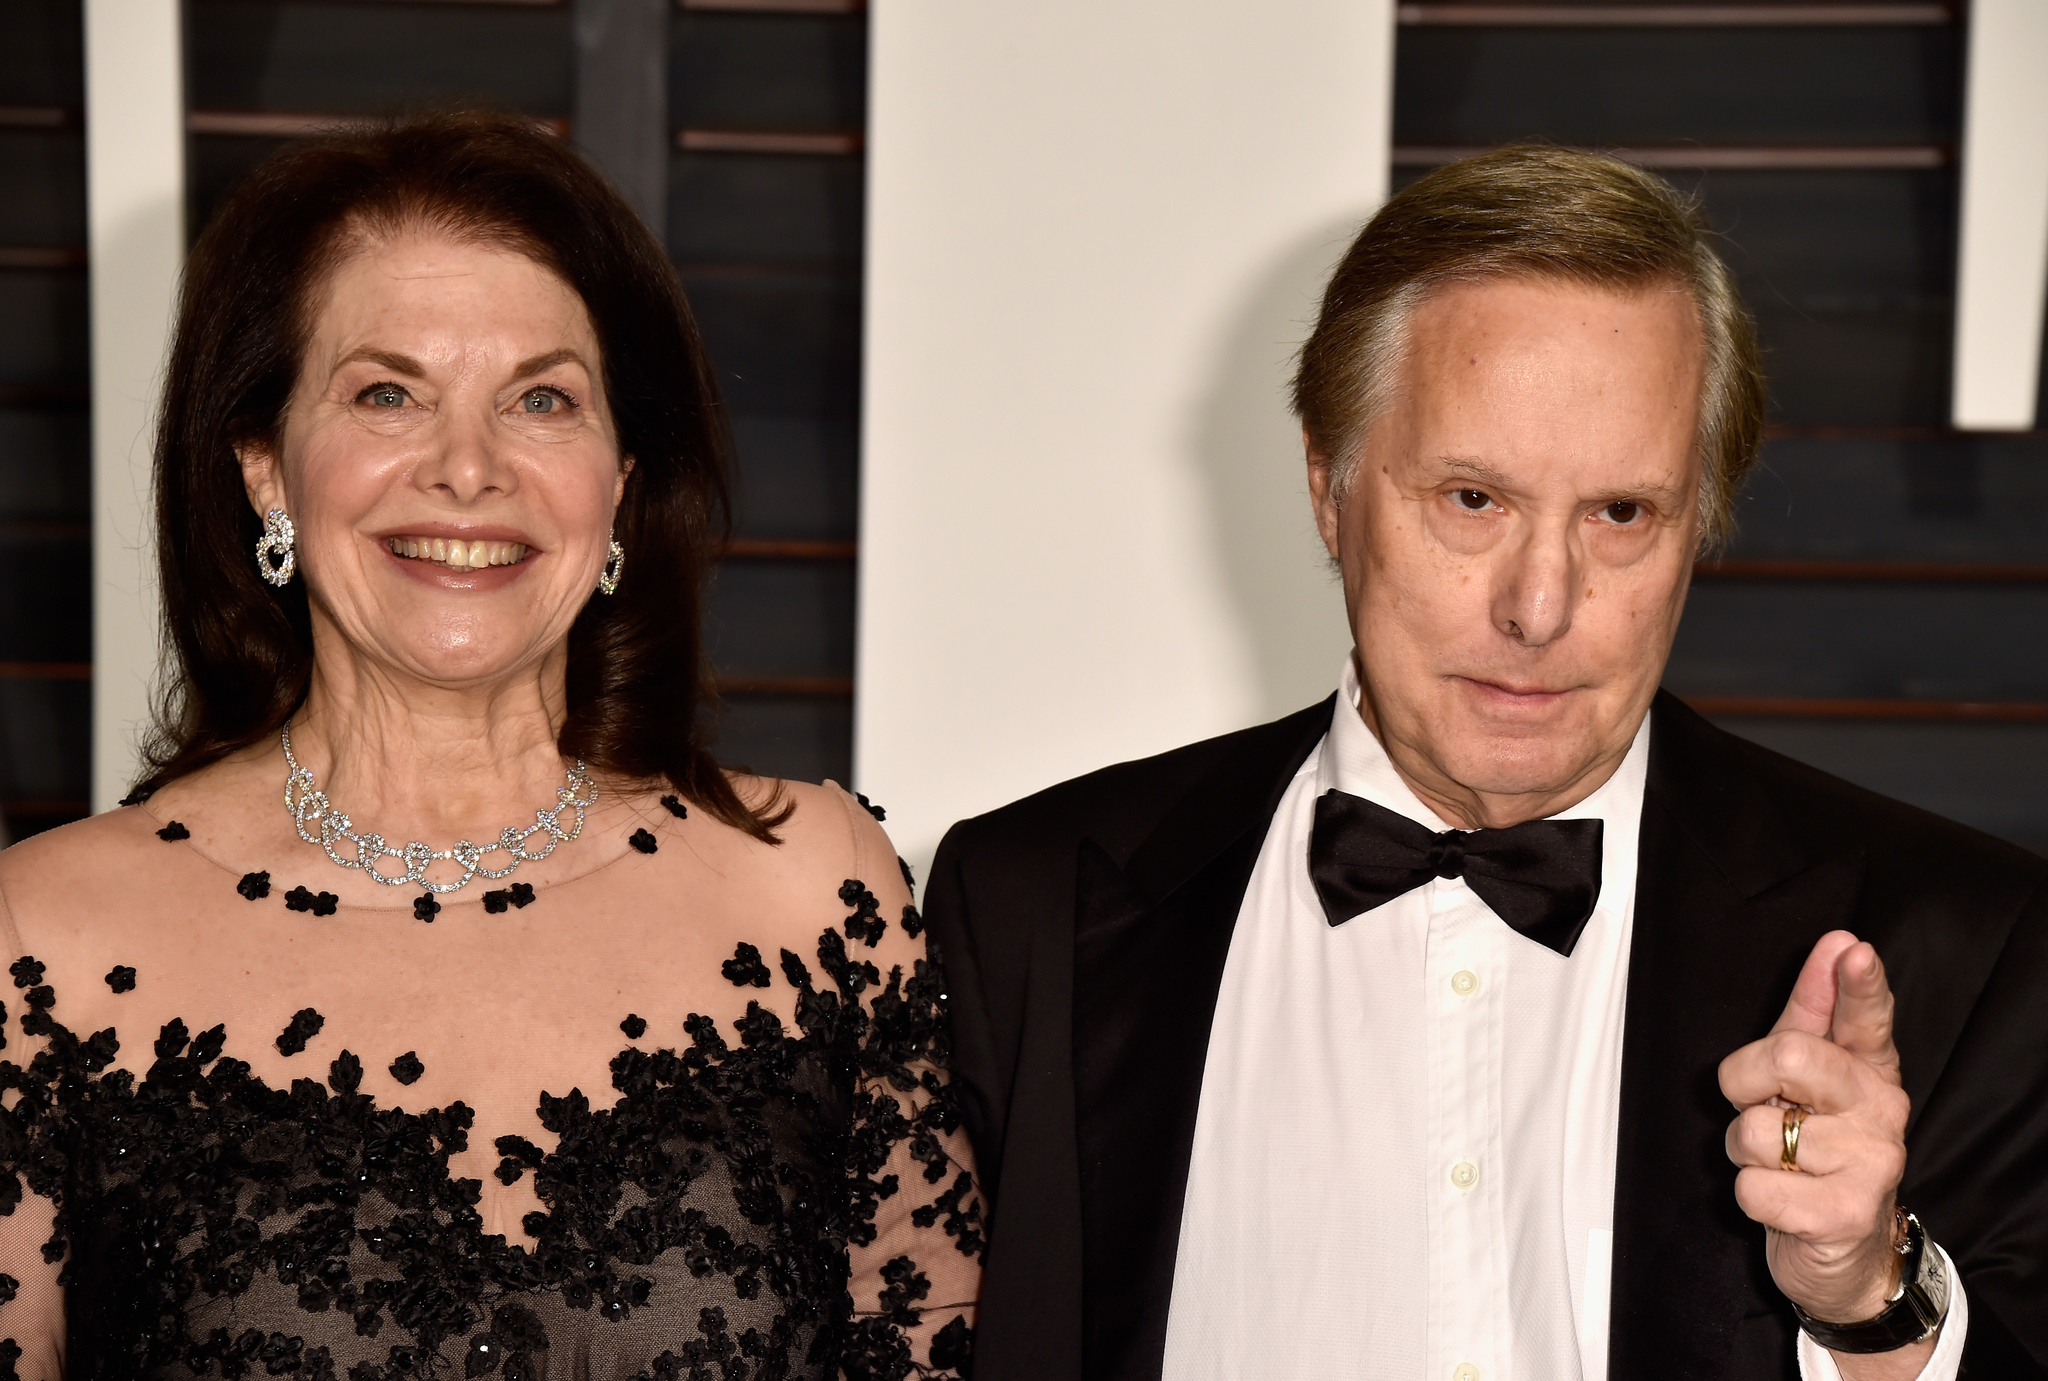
[256,507,297,586]
[597,532,623,595]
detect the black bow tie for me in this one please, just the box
[1308,790,1604,956]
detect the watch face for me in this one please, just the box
[1913,1242,1950,1319]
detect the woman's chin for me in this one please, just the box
[343,627,555,689]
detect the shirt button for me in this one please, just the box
[1450,1160,1479,1191]
[1453,1365,1481,1381]
[1450,969,1479,997]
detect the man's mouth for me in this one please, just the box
[1461,677,1571,701]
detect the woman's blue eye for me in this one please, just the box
[369,386,405,408]
[523,391,557,414]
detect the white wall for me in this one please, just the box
[85,0,185,810]
[1951,0,2048,431]
[856,0,1394,872]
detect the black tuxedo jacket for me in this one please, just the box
[925,691,2048,1380]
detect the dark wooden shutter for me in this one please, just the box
[0,0,868,839]
[0,0,91,840]
[677,0,865,787]
[1397,1,2048,853]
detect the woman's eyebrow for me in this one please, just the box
[334,347,426,376]
[512,348,588,378]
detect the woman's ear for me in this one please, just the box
[237,439,284,517]
[615,454,635,507]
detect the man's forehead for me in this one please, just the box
[1407,275,1702,355]
[1385,279,1703,468]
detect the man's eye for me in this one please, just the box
[1604,501,1642,524]
[365,386,406,409]
[1454,489,1493,511]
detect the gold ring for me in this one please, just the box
[1781,1106,1810,1172]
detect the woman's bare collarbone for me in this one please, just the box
[0,773,875,1245]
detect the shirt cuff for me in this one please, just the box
[1796,1243,1968,1381]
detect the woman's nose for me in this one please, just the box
[414,408,514,503]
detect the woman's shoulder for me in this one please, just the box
[0,806,182,953]
[687,775,903,891]
[774,777,902,878]
[659,774,919,958]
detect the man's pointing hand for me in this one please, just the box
[1719,931,1934,1378]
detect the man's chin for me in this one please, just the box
[1415,689,1610,785]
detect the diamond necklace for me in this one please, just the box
[281,723,598,895]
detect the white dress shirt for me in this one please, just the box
[1160,659,1965,1381]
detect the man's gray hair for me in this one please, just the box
[1293,144,1766,548]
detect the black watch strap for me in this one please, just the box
[1792,1211,1951,1355]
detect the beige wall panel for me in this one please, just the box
[856,0,1393,870]
[1952,0,2048,431]
[86,0,184,809]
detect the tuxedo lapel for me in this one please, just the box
[1071,697,1335,1381]
[1609,694,1868,1379]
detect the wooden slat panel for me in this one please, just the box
[0,662,92,680]
[1765,423,2045,440]
[0,520,91,541]
[1688,695,2048,721]
[1394,144,1949,169]
[0,248,87,270]
[188,111,354,137]
[716,674,853,695]
[682,0,864,12]
[0,385,89,409]
[1399,4,1950,24]
[678,128,861,155]
[1695,559,2048,582]
[189,112,570,138]
[0,107,77,129]
[721,538,857,560]
[0,800,90,816]
[674,261,845,281]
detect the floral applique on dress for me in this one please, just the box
[0,881,983,1380]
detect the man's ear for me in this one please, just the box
[237,439,285,518]
[1303,426,1343,561]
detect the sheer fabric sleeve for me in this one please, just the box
[831,791,986,1380]
[0,879,68,1381]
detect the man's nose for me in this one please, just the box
[1491,525,1576,647]
[415,406,513,504]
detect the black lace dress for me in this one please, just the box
[0,870,981,1381]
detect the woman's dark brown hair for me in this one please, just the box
[138,110,786,840]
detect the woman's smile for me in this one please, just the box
[379,528,538,592]
[384,534,530,568]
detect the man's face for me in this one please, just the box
[1308,275,1704,829]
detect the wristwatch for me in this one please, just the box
[1792,1209,1951,1354]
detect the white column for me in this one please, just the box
[1951,0,2048,431]
[84,0,184,810]
[856,0,1394,869]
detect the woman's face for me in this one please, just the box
[242,230,627,689]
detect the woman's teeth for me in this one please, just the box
[387,537,529,569]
